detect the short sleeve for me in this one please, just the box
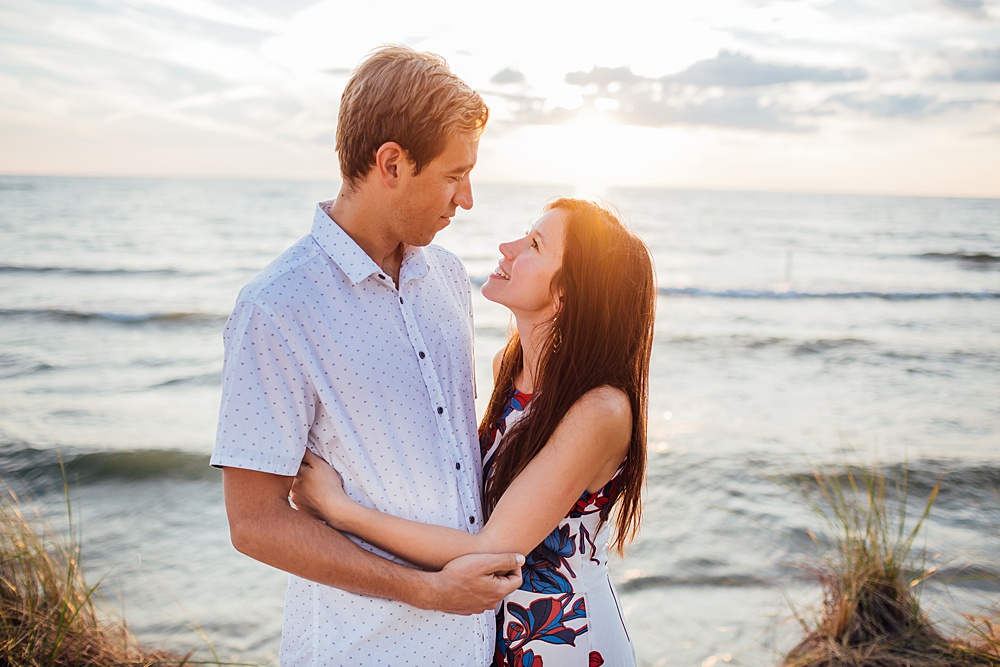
[211,301,315,475]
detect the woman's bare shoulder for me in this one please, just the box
[565,386,632,443]
[576,385,630,417]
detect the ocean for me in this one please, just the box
[1,175,997,666]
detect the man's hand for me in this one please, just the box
[414,552,524,615]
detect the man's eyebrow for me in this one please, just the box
[447,161,476,175]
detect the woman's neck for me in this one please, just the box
[513,314,552,394]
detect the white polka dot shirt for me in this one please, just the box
[212,202,492,666]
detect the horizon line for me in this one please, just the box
[1,171,998,202]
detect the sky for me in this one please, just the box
[1,0,999,197]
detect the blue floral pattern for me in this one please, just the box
[482,386,632,666]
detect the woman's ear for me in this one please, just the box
[374,142,406,188]
[551,288,565,317]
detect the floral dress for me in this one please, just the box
[481,387,637,667]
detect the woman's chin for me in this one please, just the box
[479,281,500,303]
[480,277,505,305]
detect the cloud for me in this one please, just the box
[491,67,526,85]
[616,90,805,132]
[949,47,1000,82]
[491,65,805,132]
[564,66,645,91]
[828,92,999,118]
[547,56,855,132]
[662,50,867,88]
[829,93,939,117]
[489,91,577,126]
[938,0,991,18]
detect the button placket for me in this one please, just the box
[396,281,482,530]
[396,288,469,497]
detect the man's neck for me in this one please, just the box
[328,186,405,286]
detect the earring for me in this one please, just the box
[551,315,563,353]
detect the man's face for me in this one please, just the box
[393,131,479,247]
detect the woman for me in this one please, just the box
[291,197,656,666]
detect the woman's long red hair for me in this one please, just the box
[479,198,656,554]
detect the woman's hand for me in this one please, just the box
[290,448,352,529]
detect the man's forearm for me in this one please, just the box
[223,467,434,608]
[223,466,521,614]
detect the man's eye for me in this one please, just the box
[531,239,539,249]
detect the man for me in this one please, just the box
[211,46,522,666]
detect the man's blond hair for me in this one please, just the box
[336,45,489,188]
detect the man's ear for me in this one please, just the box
[374,142,407,188]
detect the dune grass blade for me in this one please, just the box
[782,464,1000,667]
[0,487,201,666]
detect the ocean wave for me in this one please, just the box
[0,264,192,277]
[919,251,1000,268]
[618,573,773,592]
[781,459,1000,504]
[435,276,1000,301]
[150,372,220,389]
[930,565,1000,593]
[0,182,35,191]
[658,287,1000,300]
[0,441,216,492]
[656,334,1000,365]
[0,307,224,325]
[793,338,871,355]
[0,352,56,379]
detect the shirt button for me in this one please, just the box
[399,297,403,304]
[419,351,425,359]
[455,462,461,470]
[437,406,443,414]
[378,273,386,280]
[468,516,475,524]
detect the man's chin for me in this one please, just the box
[406,234,437,248]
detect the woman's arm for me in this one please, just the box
[290,386,631,571]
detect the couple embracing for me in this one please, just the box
[211,45,656,667]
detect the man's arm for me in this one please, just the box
[222,466,522,615]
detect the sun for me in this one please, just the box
[486,109,633,196]
[560,109,621,197]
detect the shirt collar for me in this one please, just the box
[311,201,430,287]
[399,244,429,285]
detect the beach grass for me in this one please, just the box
[0,484,203,667]
[782,464,1000,667]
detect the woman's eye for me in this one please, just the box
[531,239,539,249]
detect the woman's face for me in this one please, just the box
[482,208,568,321]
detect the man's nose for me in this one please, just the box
[454,177,473,211]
